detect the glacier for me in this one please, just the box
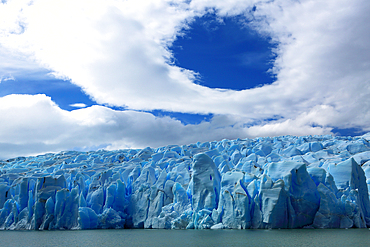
[1,133,370,230]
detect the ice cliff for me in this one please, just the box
[1,133,370,230]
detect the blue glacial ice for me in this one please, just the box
[1,133,370,230]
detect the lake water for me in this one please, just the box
[1,229,370,247]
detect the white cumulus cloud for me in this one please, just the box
[0,0,369,158]
[0,94,334,159]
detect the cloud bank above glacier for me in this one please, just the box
[0,0,369,158]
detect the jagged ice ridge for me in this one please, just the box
[1,133,370,230]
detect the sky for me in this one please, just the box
[0,0,370,159]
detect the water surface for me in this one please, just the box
[1,229,369,247]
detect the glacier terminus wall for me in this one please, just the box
[1,133,370,230]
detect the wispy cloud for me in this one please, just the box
[0,74,14,83]
[69,103,87,108]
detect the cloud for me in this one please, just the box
[0,74,14,82]
[251,0,370,129]
[0,94,230,159]
[69,103,87,108]
[2,1,367,114]
[0,0,369,158]
[0,0,50,81]
[0,94,334,159]
[0,94,234,159]
[1,0,269,115]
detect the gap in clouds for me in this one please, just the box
[0,76,95,111]
[149,110,213,125]
[0,70,215,127]
[331,127,368,137]
[171,13,277,90]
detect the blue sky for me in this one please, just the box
[0,0,369,159]
[171,13,276,90]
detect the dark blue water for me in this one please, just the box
[1,229,369,247]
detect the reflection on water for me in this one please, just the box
[0,229,370,247]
